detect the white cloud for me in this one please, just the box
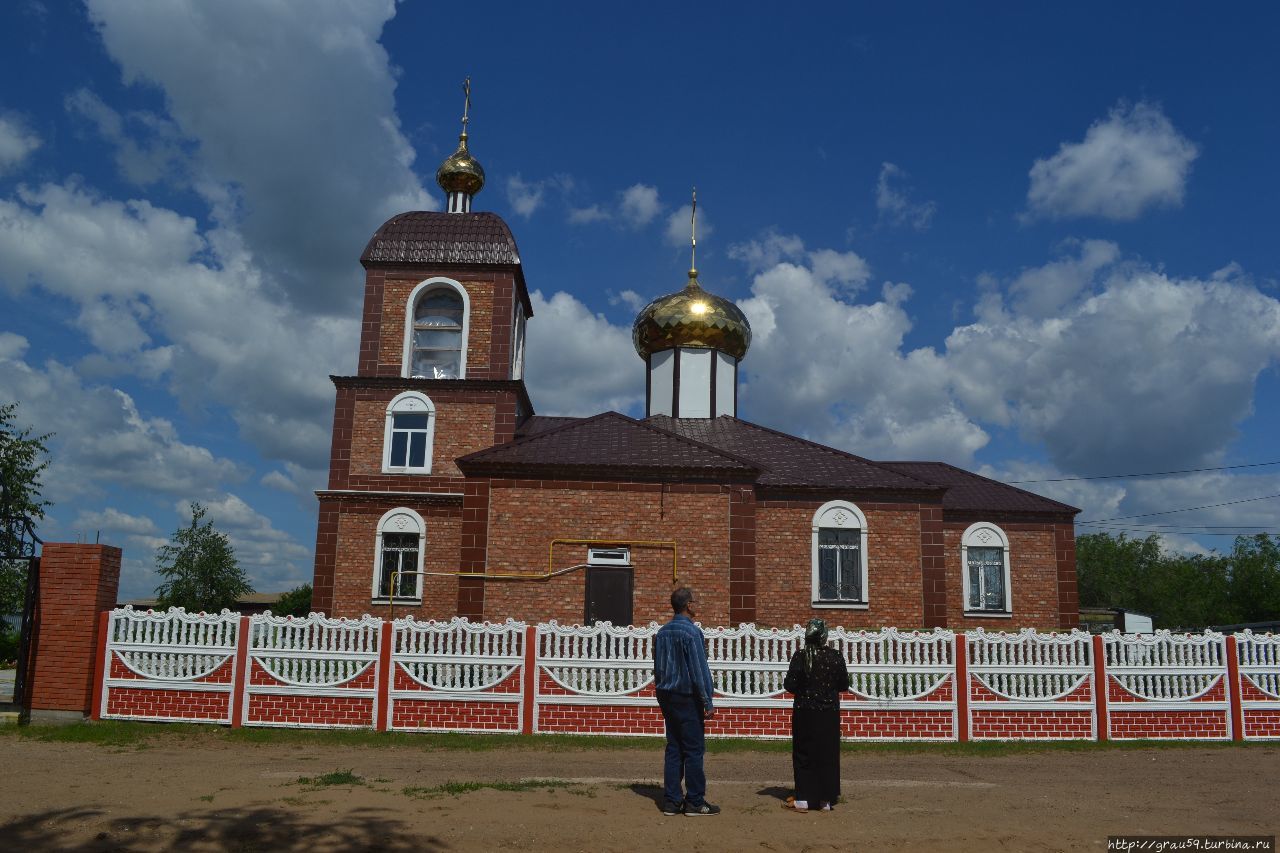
[1026,101,1198,221]
[506,174,547,218]
[0,114,41,174]
[568,204,610,224]
[609,289,647,312]
[72,507,159,537]
[619,183,661,227]
[84,0,434,314]
[65,89,186,186]
[1006,238,1121,319]
[523,290,643,416]
[665,203,711,248]
[731,231,871,292]
[876,162,936,230]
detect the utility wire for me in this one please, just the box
[1076,492,1280,524]
[1006,460,1280,484]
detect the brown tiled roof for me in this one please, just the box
[360,211,521,266]
[877,461,1080,514]
[458,412,758,479]
[649,416,937,493]
[515,415,581,438]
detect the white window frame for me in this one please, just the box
[511,298,526,380]
[382,391,436,474]
[372,507,426,602]
[403,277,470,380]
[587,546,631,566]
[810,500,869,609]
[961,522,1013,617]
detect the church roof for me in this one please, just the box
[876,461,1080,514]
[360,211,521,266]
[496,414,1076,515]
[459,412,760,480]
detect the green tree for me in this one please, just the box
[155,502,253,613]
[1223,534,1280,625]
[274,583,313,617]
[1,403,51,653]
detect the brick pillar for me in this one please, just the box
[27,543,122,723]
[356,269,386,376]
[919,505,947,628]
[1055,523,1080,628]
[457,479,490,619]
[728,486,757,625]
[312,497,340,614]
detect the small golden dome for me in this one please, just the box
[632,271,752,360]
[436,133,485,196]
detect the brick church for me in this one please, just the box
[311,94,1080,631]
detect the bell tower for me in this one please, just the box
[313,81,532,619]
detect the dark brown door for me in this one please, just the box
[584,567,633,626]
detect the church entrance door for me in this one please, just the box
[584,566,633,626]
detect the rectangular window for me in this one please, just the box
[817,528,861,601]
[377,533,419,599]
[388,412,431,469]
[967,547,1006,611]
[587,546,631,566]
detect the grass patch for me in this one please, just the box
[2,719,1270,757]
[297,769,364,788]
[402,779,581,799]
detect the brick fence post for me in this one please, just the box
[954,634,969,743]
[1092,634,1108,742]
[376,619,394,732]
[229,615,251,728]
[27,543,121,723]
[521,624,538,735]
[1225,634,1244,742]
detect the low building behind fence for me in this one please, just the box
[92,607,1280,741]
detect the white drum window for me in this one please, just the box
[382,392,435,474]
[961,522,1012,615]
[373,509,425,601]
[810,501,869,608]
[404,279,469,379]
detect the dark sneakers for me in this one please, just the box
[662,800,684,816]
[684,802,721,816]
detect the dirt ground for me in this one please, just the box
[0,731,1275,852]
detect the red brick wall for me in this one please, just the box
[329,501,462,620]
[482,482,732,625]
[754,502,925,629]
[943,523,1062,629]
[29,543,121,715]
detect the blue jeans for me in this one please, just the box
[657,690,706,807]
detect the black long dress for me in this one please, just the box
[783,645,851,806]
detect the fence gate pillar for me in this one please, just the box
[376,620,394,732]
[1092,634,1108,742]
[229,615,251,728]
[521,624,538,735]
[1225,634,1244,742]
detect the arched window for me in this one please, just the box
[404,278,469,379]
[373,508,425,601]
[382,391,436,474]
[810,500,869,607]
[961,522,1012,615]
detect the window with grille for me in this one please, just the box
[377,533,419,599]
[962,523,1012,615]
[817,528,862,601]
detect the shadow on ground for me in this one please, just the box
[0,806,447,852]
[627,783,666,811]
[756,785,791,802]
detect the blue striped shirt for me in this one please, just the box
[653,614,715,713]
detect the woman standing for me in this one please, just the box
[782,619,851,812]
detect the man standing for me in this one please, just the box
[653,587,720,816]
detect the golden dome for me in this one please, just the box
[632,271,752,360]
[436,133,485,196]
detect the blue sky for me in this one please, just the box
[2,1,1279,601]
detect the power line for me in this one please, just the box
[1006,460,1280,484]
[1076,492,1280,524]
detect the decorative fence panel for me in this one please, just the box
[533,621,662,735]
[965,629,1095,740]
[389,617,526,734]
[91,609,1276,742]
[1101,631,1230,740]
[243,613,382,728]
[1233,631,1280,740]
[99,607,241,724]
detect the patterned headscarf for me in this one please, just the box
[803,618,828,675]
